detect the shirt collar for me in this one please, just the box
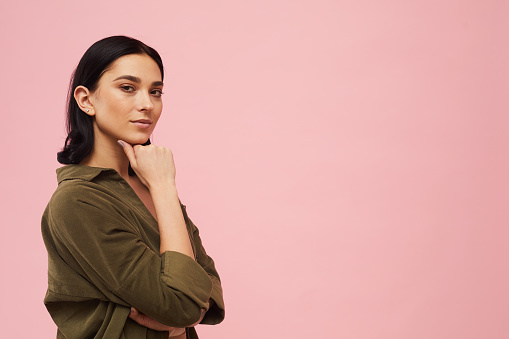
[56,164,120,184]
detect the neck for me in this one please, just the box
[80,137,131,181]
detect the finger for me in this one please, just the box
[118,140,137,167]
[128,307,139,320]
[129,307,149,326]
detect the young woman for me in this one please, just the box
[41,36,225,339]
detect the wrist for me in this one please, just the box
[149,183,180,207]
[148,180,177,193]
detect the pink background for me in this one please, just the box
[1,0,508,338]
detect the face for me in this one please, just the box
[87,54,163,146]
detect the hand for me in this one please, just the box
[129,307,186,337]
[118,140,176,189]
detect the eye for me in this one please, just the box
[120,85,135,92]
[151,89,164,97]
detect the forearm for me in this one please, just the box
[150,184,194,258]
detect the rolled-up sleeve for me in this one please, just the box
[182,205,225,325]
[48,183,214,328]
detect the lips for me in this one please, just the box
[131,119,152,129]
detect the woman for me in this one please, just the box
[41,36,225,339]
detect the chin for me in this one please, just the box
[125,135,151,146]
[131,139,151,146]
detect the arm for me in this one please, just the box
[119,141,194,258]
[120,141,224,325]
[128,308,186,337]
[182,205,225,324]
[128,206,225,330]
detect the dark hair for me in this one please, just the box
[57,35,164,175]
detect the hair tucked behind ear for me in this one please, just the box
[57,35,164,175]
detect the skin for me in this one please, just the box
[74,54,206,337]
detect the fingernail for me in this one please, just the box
[117,140,124,147]
[130,307,134,313]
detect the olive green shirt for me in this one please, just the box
[41,165,225,338]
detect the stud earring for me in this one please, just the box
[86,108,90,112]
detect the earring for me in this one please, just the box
[86,108,90,112]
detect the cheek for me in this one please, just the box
[95,103,130,129]
[107,95,131,112]
[94,91,130,116]
[153,104,163,123]
[102,101,131,121]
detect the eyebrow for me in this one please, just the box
[112,75,164,87]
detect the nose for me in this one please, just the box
[138,91,154,111]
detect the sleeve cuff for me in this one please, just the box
[201,274,226,325]
[160,251,213,310]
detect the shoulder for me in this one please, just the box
[44,179,137,243]
[46,178,126,228]
[49,179,106,210]
[49,164,129,210]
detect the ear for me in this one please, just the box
[74,85,95,116]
